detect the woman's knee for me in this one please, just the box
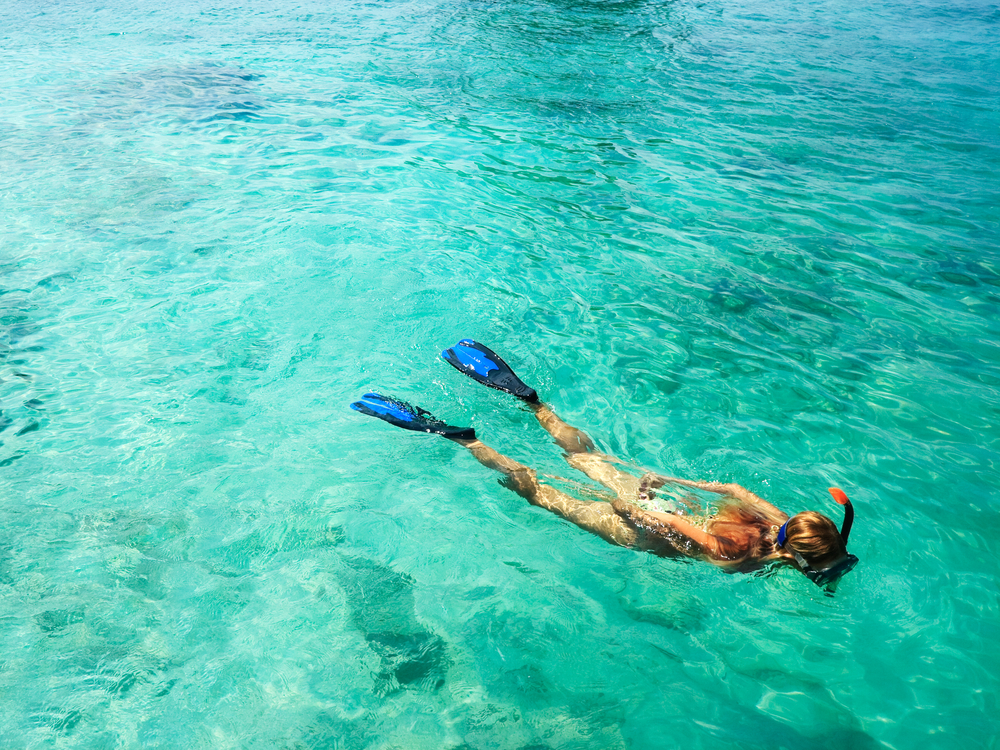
[555,427,595,454]
[501,466,541,500]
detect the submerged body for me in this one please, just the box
[352,339,858,587]
[458,404,792,573]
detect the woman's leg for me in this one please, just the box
[451,437,638,548]
[529,404,643,500]
[530,403,596,453]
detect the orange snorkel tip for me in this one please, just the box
[828,487,854,543]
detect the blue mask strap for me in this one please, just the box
[777,521,789,547]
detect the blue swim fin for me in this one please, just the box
[441,340,538,403]
[350,393,476,439]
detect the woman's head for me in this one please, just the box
[777,490,860,588]
[781,511,846,568]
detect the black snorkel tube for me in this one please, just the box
[830,487,854,543]
[777,487,859,589]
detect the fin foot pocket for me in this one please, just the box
[350,393,475,439]
[441,339,538,403]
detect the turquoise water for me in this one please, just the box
[2,0,999,746]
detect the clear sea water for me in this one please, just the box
[1,0,998,747]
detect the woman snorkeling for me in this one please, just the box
[351,340,858,589]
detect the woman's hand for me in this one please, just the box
[613,498,740,560]
[611,497,672,532]
[656,475,787,524]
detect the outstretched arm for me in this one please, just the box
[610,498,741,560]
[655,476,788,522]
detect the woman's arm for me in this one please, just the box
[655,475,787,522]
[610,498,740,560]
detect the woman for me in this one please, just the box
[351,340,859,589]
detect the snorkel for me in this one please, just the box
[776,487,859,588]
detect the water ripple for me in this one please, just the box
[1,0,998,746]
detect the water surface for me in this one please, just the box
[1,0,998,747]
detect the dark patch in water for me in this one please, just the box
[338,554,449,695]
[367,631,448,693]
[153,678,177,698]
[35,608,86,633]
[15,420,40,436]
[701,696,882,750]
[462,585,498,601]
[108,672,139,698]
[0,452,25,467]
[36,272,75,291]
[48,709,83,734]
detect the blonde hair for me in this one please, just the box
[708,504,779,562]
[784,511,846,566]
